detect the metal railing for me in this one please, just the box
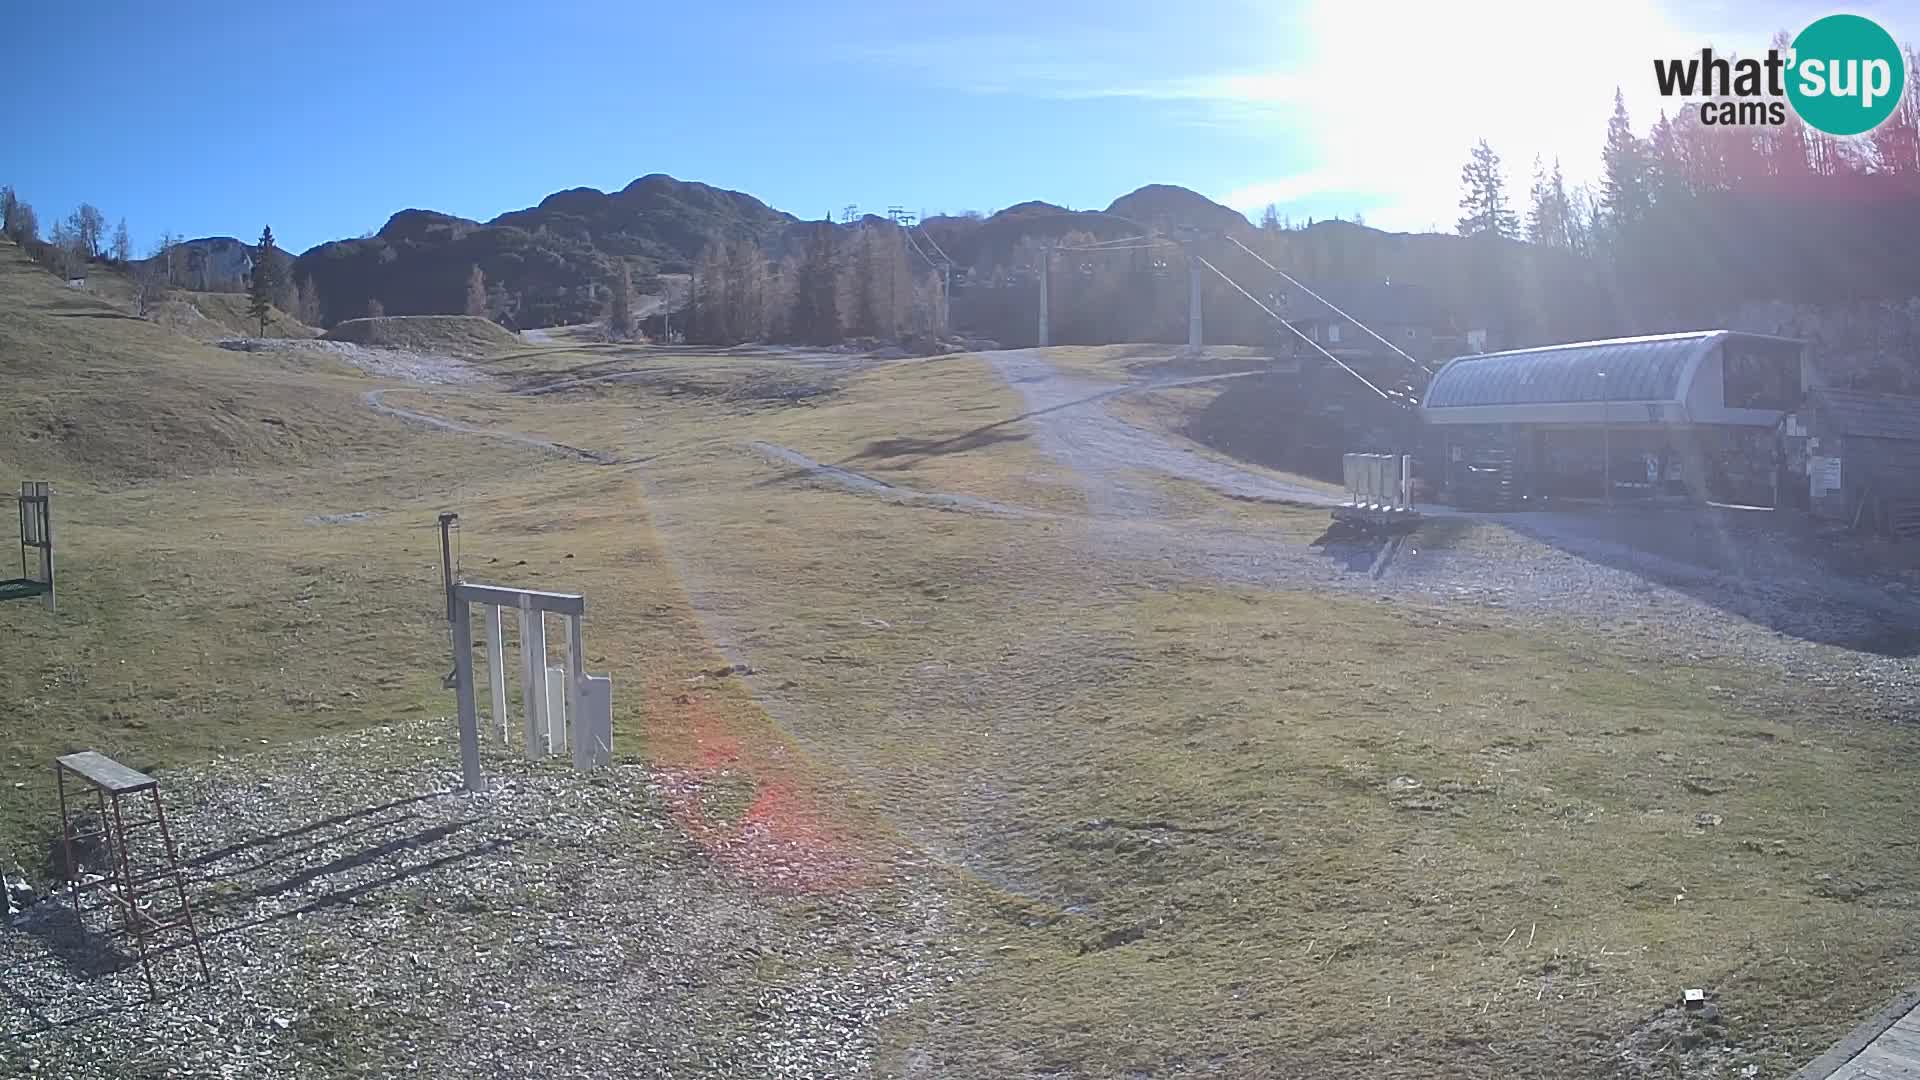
[1343,453,1414,513]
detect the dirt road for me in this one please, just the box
[983,349,1337,514]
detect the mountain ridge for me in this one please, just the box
[277,174,1270,328]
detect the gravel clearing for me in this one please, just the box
[983,349,1339,514]
[982,348,1920,709]
[220,338,491,386]
[0,720,952,1079]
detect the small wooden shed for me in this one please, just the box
[1797,388,1920,537]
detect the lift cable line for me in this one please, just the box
[1191,255,1400,405]
[1035,226,1414,408]
[902,227,943,271]
[916,226,956,268]
[1057,234,1160,251]
[1225,234,1434,375]
[890,219,954,333]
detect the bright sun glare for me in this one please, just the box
[1229,0,1698,226]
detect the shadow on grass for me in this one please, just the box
[201,836,513,943]
[1407,517,1477,552]
[48,311,143,322]
[1308,524,1389,574]
[248,821,472,899]
[179,792,514,944]
[832,383,1137,472]
[16,903,138,981]
[0,953,139,1038]
[851,427,1030,462]
[188,792,441,869]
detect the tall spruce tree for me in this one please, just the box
[248,225,284,335]
[1525,156,1573,248]
[607,261,634,340]
[1600,89,1653,233]
[465,264,488,318]
[791,222,840,345]
[1456,139,1518,239]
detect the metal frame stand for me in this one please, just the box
[3,480,55,609]
[437,514,614,793]
[54,752,209,998]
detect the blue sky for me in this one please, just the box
[9,0,1906,255]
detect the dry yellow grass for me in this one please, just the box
[4,243,1918,1077]
[323,315,520,356]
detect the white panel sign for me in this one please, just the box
[1809,455,1842,494]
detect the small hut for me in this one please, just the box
[1792,388,1920,537]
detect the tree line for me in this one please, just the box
[1449,37,1920,322]
[3,188,132,279]
[608,219,947,346]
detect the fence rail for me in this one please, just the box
[1342,454,1415,515]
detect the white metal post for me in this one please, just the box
[1599,371,1612,504]
[1188,262,1203,351]
[451,601,484,793]
[565,615,586,770]
[38,483,52,613]
[519,606,546,758]
[545,666,567,756]
[581,676,613,769]
[1037,247,1050,348]
[453,581,599,780]
[484,604,507,744]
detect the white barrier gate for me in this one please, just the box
[449,582,613,792]
[1342,453,1414,514]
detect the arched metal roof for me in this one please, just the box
[1424,332,1722,409]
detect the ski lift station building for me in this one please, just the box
[1420,330,1808,507]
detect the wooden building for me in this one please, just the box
[1787,388,1920,537]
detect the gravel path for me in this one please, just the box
[362,389,617,464]
[982,349,1338,514]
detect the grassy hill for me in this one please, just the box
[154,289,319,340]
[0,236,534,866]
[321,314,520,356]
[0,240,392,482]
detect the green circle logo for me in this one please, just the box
[1787,14,1906,136]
